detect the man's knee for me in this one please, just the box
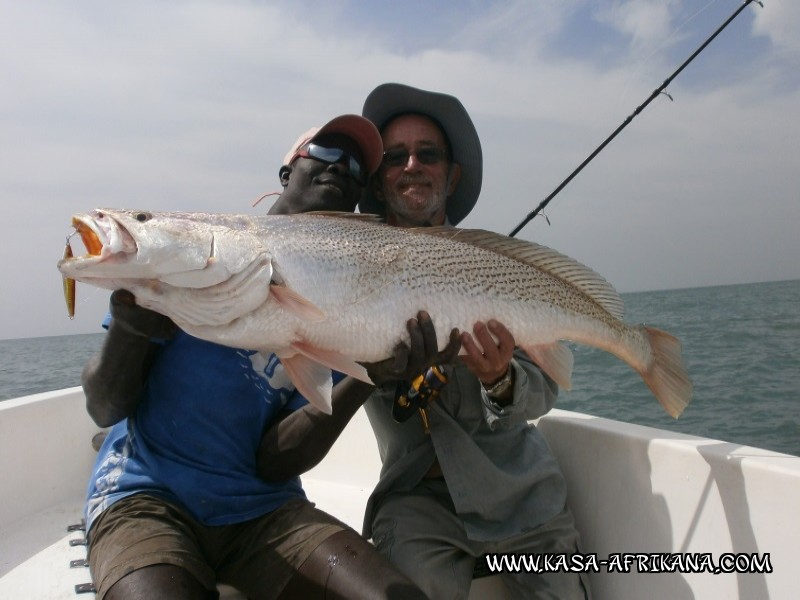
[105,564,215,600]
[284,529,428,600]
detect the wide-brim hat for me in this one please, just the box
[359,83,482,225]
[283,114,383,176]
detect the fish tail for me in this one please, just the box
[639,326,693,418]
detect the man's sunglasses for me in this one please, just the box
[296,143,367,185]
[382,147,448,168]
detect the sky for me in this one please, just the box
[2,0,798,340]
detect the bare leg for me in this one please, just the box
[279,530,428,600]
[105,564,216,600]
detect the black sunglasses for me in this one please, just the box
[382,147,449,168]
[296,143,367,185]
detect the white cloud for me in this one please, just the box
[752,0,800,53]
[595,0,680,50]
[1,0,798,340]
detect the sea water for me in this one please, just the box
[560,279,799,457]
[1,279,798,456]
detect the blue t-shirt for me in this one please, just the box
[86,328,313,528]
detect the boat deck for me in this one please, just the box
[0,480,503,599]
[1,501,92,599]
[0,480,372,599]
[2,389,799,599]
[0,399,504,599]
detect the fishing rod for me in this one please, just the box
[509,0,762,238]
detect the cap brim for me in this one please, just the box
[314,114,383,176]
[359,83,482,225]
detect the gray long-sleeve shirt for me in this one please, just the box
[362,349,568,542]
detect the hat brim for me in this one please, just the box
[359,83,482,225]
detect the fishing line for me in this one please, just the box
[603,1,716,144]
[508,0,762,238]
[637,0,723,74]
[70,283,107,315]
[251,191,281,207]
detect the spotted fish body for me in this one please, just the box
[58,209,692,417]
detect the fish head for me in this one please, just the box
[58,208,266,289]
[58,208,278,332]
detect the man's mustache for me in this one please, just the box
[397,175,432,187]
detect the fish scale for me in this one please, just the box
[268,219,619,349]
[58,209,692,418]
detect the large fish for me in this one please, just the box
[58,209,692,417]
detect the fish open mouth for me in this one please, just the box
[65,211,139,262]
[59,210,139,319]
[60,214,107,320]
[71,217,103,257]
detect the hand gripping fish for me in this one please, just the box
[58,209,693,417]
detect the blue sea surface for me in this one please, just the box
[1,279,798,456]
[0,332,104,401]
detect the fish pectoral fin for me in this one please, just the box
[522,342,574,390]
[290,341,371,384]
[279,353,334,415]
[269,284,326,322]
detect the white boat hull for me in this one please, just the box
[1,388,797,599]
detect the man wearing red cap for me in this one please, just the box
[81,115,427,600]
[268,115,383,216]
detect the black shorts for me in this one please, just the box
[87,494,347,599]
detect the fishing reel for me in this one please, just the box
[392,365,448,425]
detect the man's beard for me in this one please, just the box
[384,174,449,226]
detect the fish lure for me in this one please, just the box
[62,236,76,319]
[393,365,448,431]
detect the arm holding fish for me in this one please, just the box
[83,290,177,427]
[461,319,559,423]
[257,312,461,482]
[363,311,463,386]
[460,319,517,406]
[257,377,376,481]
[479,349,559,426]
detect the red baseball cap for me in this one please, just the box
[283,114,383,176]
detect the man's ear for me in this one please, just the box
[279,165,292,188]
[446,163,462,196]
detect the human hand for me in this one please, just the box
[109,289,178,340]
[459,319,515,386]
[361,311,461,386]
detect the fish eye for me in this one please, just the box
[135,212,152,222]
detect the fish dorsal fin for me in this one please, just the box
[416,227,625,320]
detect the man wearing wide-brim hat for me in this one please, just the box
[358,83,591,600]
[359,82,482,226]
